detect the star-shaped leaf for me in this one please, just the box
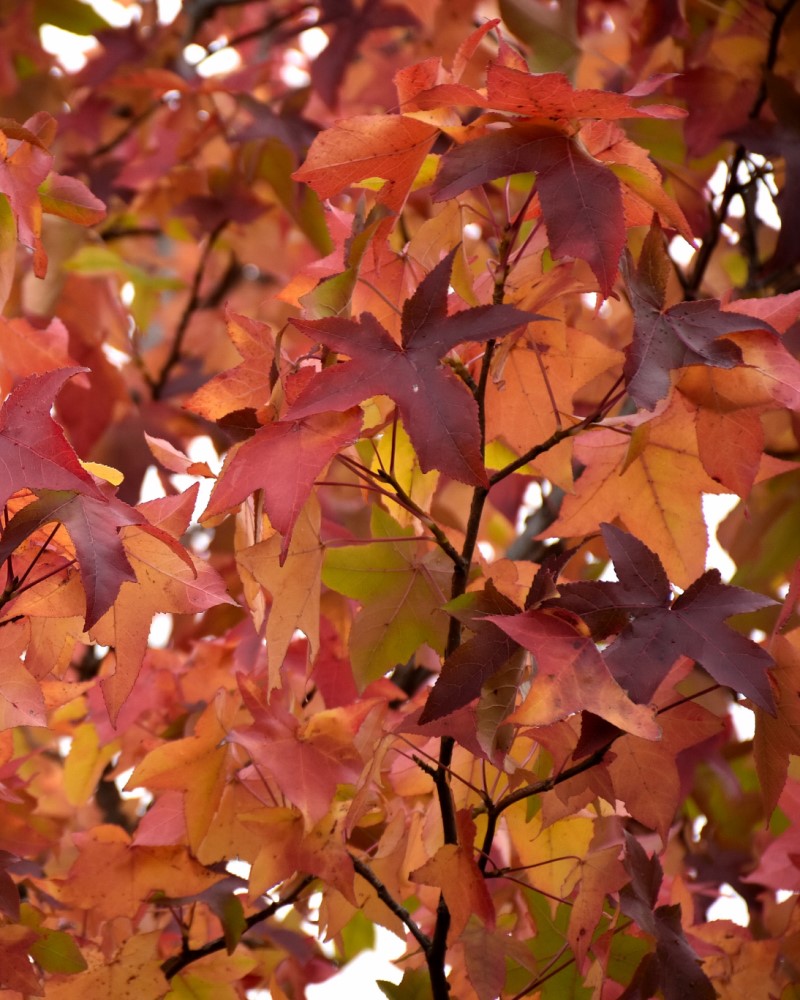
[419,582,521,724]
[623,227,778,409]
[0,488,141,629]
[0,368,105,510]
[487,607,661,738]
[286,249,533,485]
[185,311,276,421]
[433,124,625,298]
[204,408,362,561]
[553,523,776,711]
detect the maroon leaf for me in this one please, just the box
[620,833,716,1000]
[0,488,141,628]
[622,243,778,409]
[554,523,776,711]
[285,249,534,485]
[0,368,105,510]
[419,582,520,723]
[203,409,362,561]
[433,125,625,297]
[486,607,660,737]
[313,0,419,107]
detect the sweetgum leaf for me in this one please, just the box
[485,63,685,121]
[204,408,362,561]
[623,244,778,409]
[286,249,534,484]
[292,112,438,246]
[489,608,661,738]
[554,523,776,711]
[432,124,625,298]
[419,581,520,723]
[0,488,141,629]
[0,368,104,509]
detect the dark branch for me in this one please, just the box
[161,874,316,979]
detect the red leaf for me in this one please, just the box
[38,171,106,226]
[286,249,533,484]
[622,235,778,408]
[433,125,625,297]
[419,583,520,723]
[204,409,362,560]
[292,113,438,244]
[554,523,776,711]
[485,63,685,122]
[0,369,105,510]
[488,607,661,738]
[0,488,141,629]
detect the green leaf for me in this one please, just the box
[220,892,246,954]
[322,507,450,686]
[337,909,375,962]
[378,968,434,1000]
[34,0,111,34]
[0,195,16,313]
[29,929,87,974]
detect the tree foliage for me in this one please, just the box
[1,0,800,997]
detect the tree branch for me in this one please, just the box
[160,874,316,979]
[150,220,228,400]
[685,0,798,295]
[350,855,431,955]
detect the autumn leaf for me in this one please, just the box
[292,113,438,243]
[487,606,661,738]
[433,124,626,298]
[549,393,729,586]
[286,248,533,484]
[185,311,277,421]
[0,368,105,510]
[205,409,361,561]
[44,932,168,1000]
[231,681,365,825]
[91,489,236,721]
[484,63,684,122]
[0,624,46,730]
[410,811,494,941]
[127,694,239,854]
[37,170,106,226]
[311,0,419,107]
[620,832,716,1000]
[553,523,776,710]
[419,581,521,723]
[0,488,141,629]
[322,506,451,687]
[0,112,53,277]
[607,702,723,843]
[58,825,226,920]
[237,495,324,688]
[753,630,800,816]
[0,925,41,994]
[622,225,778,409]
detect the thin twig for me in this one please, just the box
[685,0,798,294]
[375,468,464,569]
[350,855,431,954]
[161,874,316,978]
[150,221,228,399]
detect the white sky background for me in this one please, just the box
[40,0,776,986]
